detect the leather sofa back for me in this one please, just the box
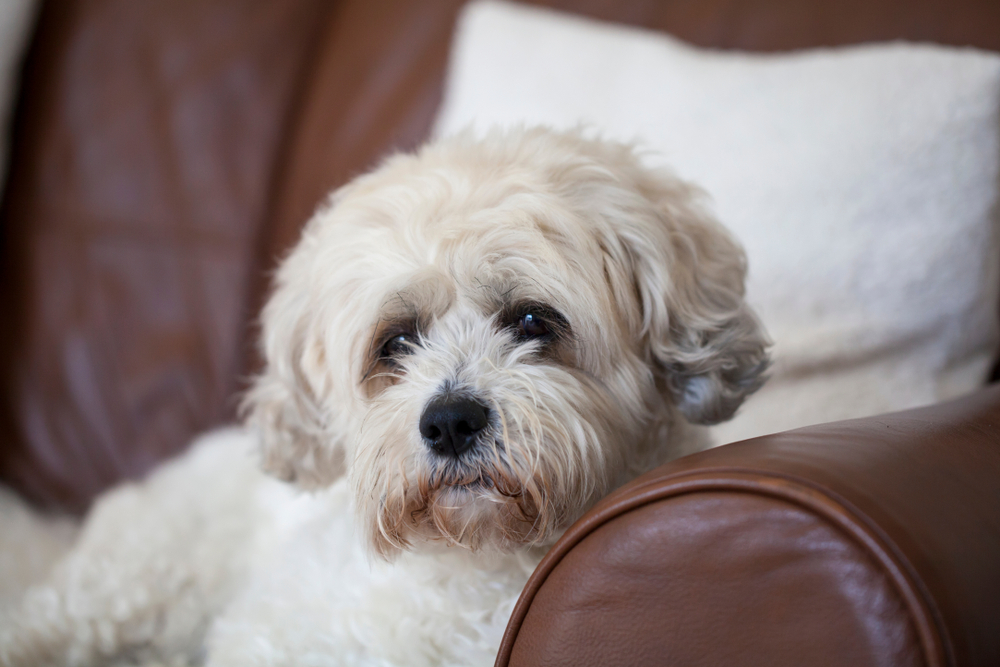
[0,0,332,511]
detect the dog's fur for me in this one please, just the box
[0,128,768,667]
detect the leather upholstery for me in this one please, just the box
[0,0,331,511]
[499,385,1000,667]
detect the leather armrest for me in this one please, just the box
[497,385,1000,667]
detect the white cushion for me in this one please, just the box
[434,0,1000,443]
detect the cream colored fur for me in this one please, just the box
[0,128,768,666]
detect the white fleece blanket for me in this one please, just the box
[434,0,1000,443]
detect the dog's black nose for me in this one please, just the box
[419,396,489,458]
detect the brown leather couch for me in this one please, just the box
[1,1,998,665]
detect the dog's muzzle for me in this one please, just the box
[419,395,489,458]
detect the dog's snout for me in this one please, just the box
[419,396,489,458]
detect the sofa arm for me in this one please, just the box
[497,385,1000,667]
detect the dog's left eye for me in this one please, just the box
[518,313,550,338]
[381,334,415,360]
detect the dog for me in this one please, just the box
[0,127,768,666]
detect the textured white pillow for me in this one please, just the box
[0,0,39,189]
[434,0,1000,443]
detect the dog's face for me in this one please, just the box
[245,129,768,558]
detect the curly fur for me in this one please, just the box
[0,127,768,667]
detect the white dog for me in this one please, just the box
[0,127,768,667]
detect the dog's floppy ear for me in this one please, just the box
[242,260,347,488]
[604,163,770,425]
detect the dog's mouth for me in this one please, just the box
[362,425,565,555]
[443,477,489,493]
[384,452,547,551]
[425,448,526,498]
[439,476,521,501]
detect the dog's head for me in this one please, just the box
[244,128,768,557]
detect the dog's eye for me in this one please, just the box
[381,334,416,360]
[518,313,550,339]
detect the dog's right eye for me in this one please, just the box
[381,334,416,360]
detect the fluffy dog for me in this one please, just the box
[0,127,768,666]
